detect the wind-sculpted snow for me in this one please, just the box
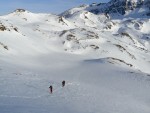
[0,0,150,112]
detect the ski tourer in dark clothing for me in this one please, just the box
[49,85,53,94]
[62,80,65,87]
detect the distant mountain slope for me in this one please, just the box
[61,0,150,17]
[0,0,150,74]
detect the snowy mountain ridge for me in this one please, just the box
[61,0,150,17]
[0,1,150,113]
[1,1,150,73]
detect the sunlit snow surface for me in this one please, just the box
[0,2,150,113]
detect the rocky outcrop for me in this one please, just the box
[87,0,150,15]
[15,9,26,13]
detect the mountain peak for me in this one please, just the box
[14,9,26,13]
[10,9,32,16]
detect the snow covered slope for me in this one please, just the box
[0,0,150,112]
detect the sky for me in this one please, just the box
[0,0,110,15]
